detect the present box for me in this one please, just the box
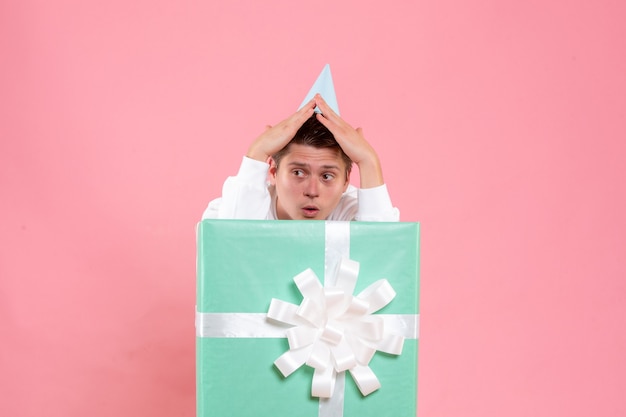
[196,219,420,417]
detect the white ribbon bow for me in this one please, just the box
[267,257,405,398]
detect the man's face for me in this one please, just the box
[269,144,350,220]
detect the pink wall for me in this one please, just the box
[2,0,625,416]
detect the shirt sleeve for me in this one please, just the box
[355,184,400,222]
[201,156,272,219]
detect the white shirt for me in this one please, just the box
[202,156,400,221]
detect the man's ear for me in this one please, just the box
[268,157,278,185]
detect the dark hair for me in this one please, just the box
[272,114,353,176]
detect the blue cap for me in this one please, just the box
[298,64,340,115]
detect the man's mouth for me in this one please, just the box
[301,206,320,217]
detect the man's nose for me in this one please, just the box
[303,179,319,197]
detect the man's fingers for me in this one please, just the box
[314,93,341,120]
[289,99,316,127]
[298,98,316,116]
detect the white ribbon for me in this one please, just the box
[268,258,404,398]
[196,222,419,417]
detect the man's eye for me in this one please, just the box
[293,169,305,177]
[322,173,335,181]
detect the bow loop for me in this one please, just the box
[357,279,396,314]
[269,257,405,398]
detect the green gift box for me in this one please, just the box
[196,220,420,417]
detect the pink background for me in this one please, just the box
[2,0,625,416]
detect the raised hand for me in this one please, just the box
[246,98,316,162]
[314,94,384,188]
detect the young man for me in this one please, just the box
[203,65,399,221]
[202,94,399,221]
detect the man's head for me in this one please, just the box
[269,115,353,220]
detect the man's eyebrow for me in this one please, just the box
[287,161,309,167]
[287,161,342,171]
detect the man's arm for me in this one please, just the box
[356,184,400,221]
[202,99,317,220]
[201,156,272,219]
[314,94,400,221]
[246,98,316,162]
[313,94,385,189]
